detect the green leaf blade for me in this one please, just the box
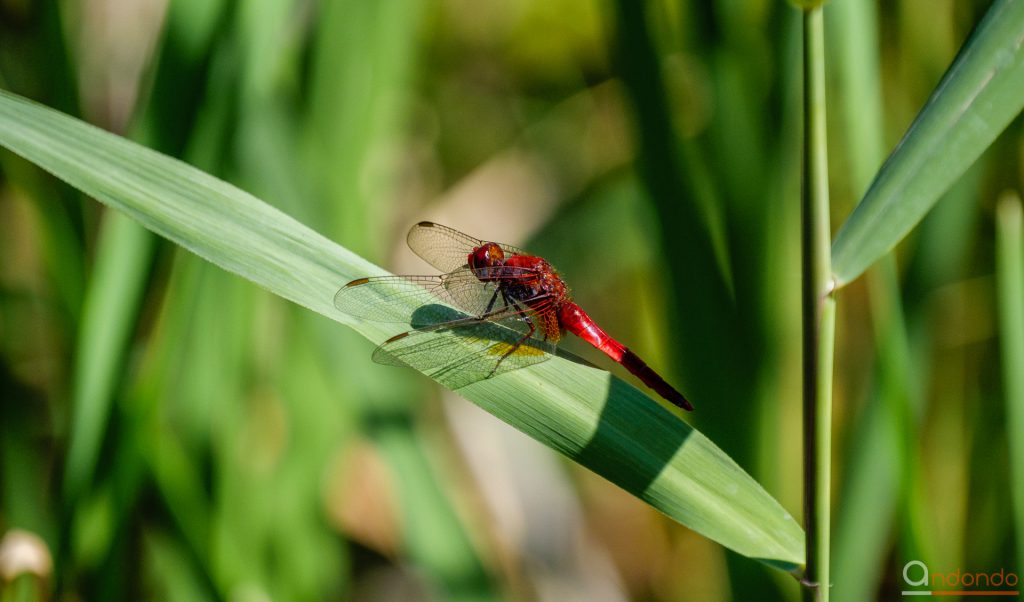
[831,0,1024,286]
[0,89,376,322]
[0,88,804,569]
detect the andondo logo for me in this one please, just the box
[902,560,1020,597]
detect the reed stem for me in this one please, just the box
[996,193,1024,582]
[801,5,834,601]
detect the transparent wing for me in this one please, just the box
[371,314,557,389]
[334,267,549,324]
[406,221,529,273]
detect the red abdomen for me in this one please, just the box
[558,302,693,411]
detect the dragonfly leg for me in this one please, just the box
[483,287,501,315]
[487,298,535,378]
[482,286,515,317]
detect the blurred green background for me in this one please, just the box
[0,0,1020,600]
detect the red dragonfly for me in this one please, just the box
[334,222,693,411]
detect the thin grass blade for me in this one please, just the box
[62,213,154,502]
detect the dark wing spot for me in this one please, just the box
[347,277,371,287]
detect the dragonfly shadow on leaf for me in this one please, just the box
[407,304,469,329]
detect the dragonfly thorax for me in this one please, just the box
[502,254,569,304]
[468,243,570,306]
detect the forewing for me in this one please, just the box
[406,222,529,272]
[334,275,449,323]
[371,315,557,389]
[334,267,550,324]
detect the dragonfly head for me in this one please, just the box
[468,242,505,270]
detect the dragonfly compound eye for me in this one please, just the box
[469,242,505,269]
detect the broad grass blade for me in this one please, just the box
[0,89,804,569]
[831,0,1024,286]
